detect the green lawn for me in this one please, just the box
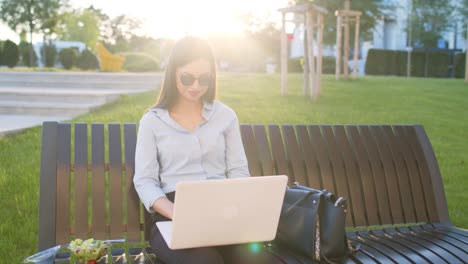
[1,73,467,261]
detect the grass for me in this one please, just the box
[0,73,467,262]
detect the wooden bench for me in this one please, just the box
[38,122,468,263]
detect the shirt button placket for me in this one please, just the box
[194,133,207,176]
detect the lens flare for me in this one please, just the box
[248,242,261,253]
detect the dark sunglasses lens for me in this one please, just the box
[180,74,195,86]
[199,75,211,86]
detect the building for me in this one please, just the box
[372,0,466,51]
[33,41,87,67]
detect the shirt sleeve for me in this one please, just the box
[225,113,250,178]
[133,117,166,213]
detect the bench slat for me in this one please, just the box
[253,125,275,176]
[421,228,468,257]
[398,227,468,263]
[240,125,262,176]
[369,229,437,263]
[346,126,380,226]
[352,231,413,264]
[109,124,124,239]
[91,123,106,240]
[381,126,417,223]
[348,233,396,264]
[359,126,393,225]
[74,123,89,239]
[296,125,319,188]
[308,125,335,193]
[393,126,429,223]
[56,123,71,245]
[334,126,367,227]
[369,125,405,224]
[382,228,451,264]
[322,125,353,227]
[357,230,416,264]
[283,125,307,185]
[403,127,440,223]
[268,125,290,182]
[124,123,141,241]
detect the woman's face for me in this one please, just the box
[175,58,211,104]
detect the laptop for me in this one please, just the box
[156,175,288,250]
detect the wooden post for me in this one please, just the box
[343,0,350,79]
[317,14,324,96]
[306,10,316,99]
[336,15,342,80]
[465,20,468,82]
[343,16,350,79]
[281,12,288,95]
[353,16,360,79]
[303,23,309,96]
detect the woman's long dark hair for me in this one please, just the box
[154,36,217,109]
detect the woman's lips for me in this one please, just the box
[188,91,200,97]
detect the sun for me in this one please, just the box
[72,0,289,39]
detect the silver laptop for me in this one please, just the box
[156,175,288,250]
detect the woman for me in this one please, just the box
[133,37,280,264]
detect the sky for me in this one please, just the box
[1,0,291,43]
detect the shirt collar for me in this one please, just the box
[149,101,216,129]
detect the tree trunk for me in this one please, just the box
[29,23,34,67]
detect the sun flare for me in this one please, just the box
[72,0,289,39]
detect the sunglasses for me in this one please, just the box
[179,73,211,86]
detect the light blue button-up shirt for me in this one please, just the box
[133,100,250,213]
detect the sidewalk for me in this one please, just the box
[0,71,162,138]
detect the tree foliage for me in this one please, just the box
[58,7,100,48]
[0,0,67,66]
[0,0,67,40]
[408,0,455,48]
[294,0,391,44]
[100,14,142,52]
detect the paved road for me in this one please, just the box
[0,71,162,138]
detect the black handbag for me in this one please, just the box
[276,182,354,262]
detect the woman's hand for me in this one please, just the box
[152,196,175,220]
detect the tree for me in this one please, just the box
[293,0,391,44]
[0,0,68,66]
[100,14,142,52]
[456,0,468,37]
[408,0,455,48]
[243,13,281,62]
[58,8,100,48]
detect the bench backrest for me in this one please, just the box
[38,122,450,251]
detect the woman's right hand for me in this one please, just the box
[152,196,175,220]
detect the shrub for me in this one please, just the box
[19,41,38,67]
[322,57,336,74]
[122,52,159,72]
[41,43,57,67]
[365,49,388,75]
[454,53,465,79]
[77,49,99,70]
[395,51,409,76]
[410,51,426,77]
[427,51,450,78]
[288,58,303,73]
[59,48,78,70]
[0,40,4,65]
[2,40,19,68]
